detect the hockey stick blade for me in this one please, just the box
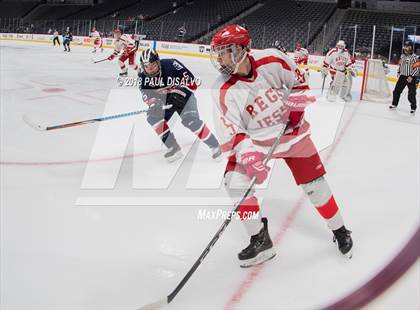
[137,298,167,310]
[92,58,108,64]
[22,109,148,131]
[22,115,47,131]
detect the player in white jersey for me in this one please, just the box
[321,40,356,102]
[89,27,103,53]
[107,28,138,77]
[294,41,309,75]
[210,25,353,267]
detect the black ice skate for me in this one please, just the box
[238,217,276,268]
[333,226,353,258]
[211,145,222,160]
[389,105,397,110]
[119,71,128,77]
[410,109,416,115]
[164,142,183,162]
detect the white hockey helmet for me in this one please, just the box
[336,40,346,50]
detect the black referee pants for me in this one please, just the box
[53,37,60,46]
[392,75,417,110]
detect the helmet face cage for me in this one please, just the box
[140,48,161,77]
[113,29,122,38]
[336,40,345,51]
[210,43,249,75]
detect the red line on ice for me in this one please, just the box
[0,149,164,166]
[0,143,194,166]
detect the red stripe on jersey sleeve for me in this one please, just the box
[326,48,337,56]
[291,84,310,92]
[255,56,292,71]
[345,58,356,67]
[219,77,238,115]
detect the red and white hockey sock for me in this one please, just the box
[301,176,344,230]
[194,123,219,149]
[238,196,262,236]
[153,119,170,138]
[153,120,177,148]
[315,195,344,230]
[119,61,127,73]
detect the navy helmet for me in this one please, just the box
[140,48,161,76]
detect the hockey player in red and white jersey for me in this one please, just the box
[89,27,103,53]
[321,40,356,102]
[107,28,138,77]
[294,41,309,75]
[210,25,353,267]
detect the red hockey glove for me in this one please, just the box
[241,151,270,184]
[283,94,316,127]
[107,54,115,61]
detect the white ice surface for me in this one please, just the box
[0,40,419,310]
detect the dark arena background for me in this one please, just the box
[0,0,419,309]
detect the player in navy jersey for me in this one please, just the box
[62,28,72,52]
[138,48,221,162]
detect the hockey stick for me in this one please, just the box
[23,109,149,131]
[138,121,289,310]
[91,58,108,64]
[321,74,326,94]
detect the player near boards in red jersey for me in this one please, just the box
[107,28,138,77]
[210,25,353,267]
[89,27,103,53]
[294,41,309,76]
[321,40,356,102]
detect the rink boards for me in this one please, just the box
[0,31,402,82]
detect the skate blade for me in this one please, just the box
[239,247,276,268]
[326,96,337,102]
[166,151,183,163]
[212,150,223,162]
[343,248,353,259]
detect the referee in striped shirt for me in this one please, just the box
[389,41,419,114]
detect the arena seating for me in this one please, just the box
[29,5,91,20]
[329,9,420,56]
[115,0,185,20]
[90,0,187,36]
[228,0,337,50]
[140,0,258,41]
[71,0,139,20]
[0,1,40,18]
[1,0,419,60]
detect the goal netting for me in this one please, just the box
[360,59,392,102]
